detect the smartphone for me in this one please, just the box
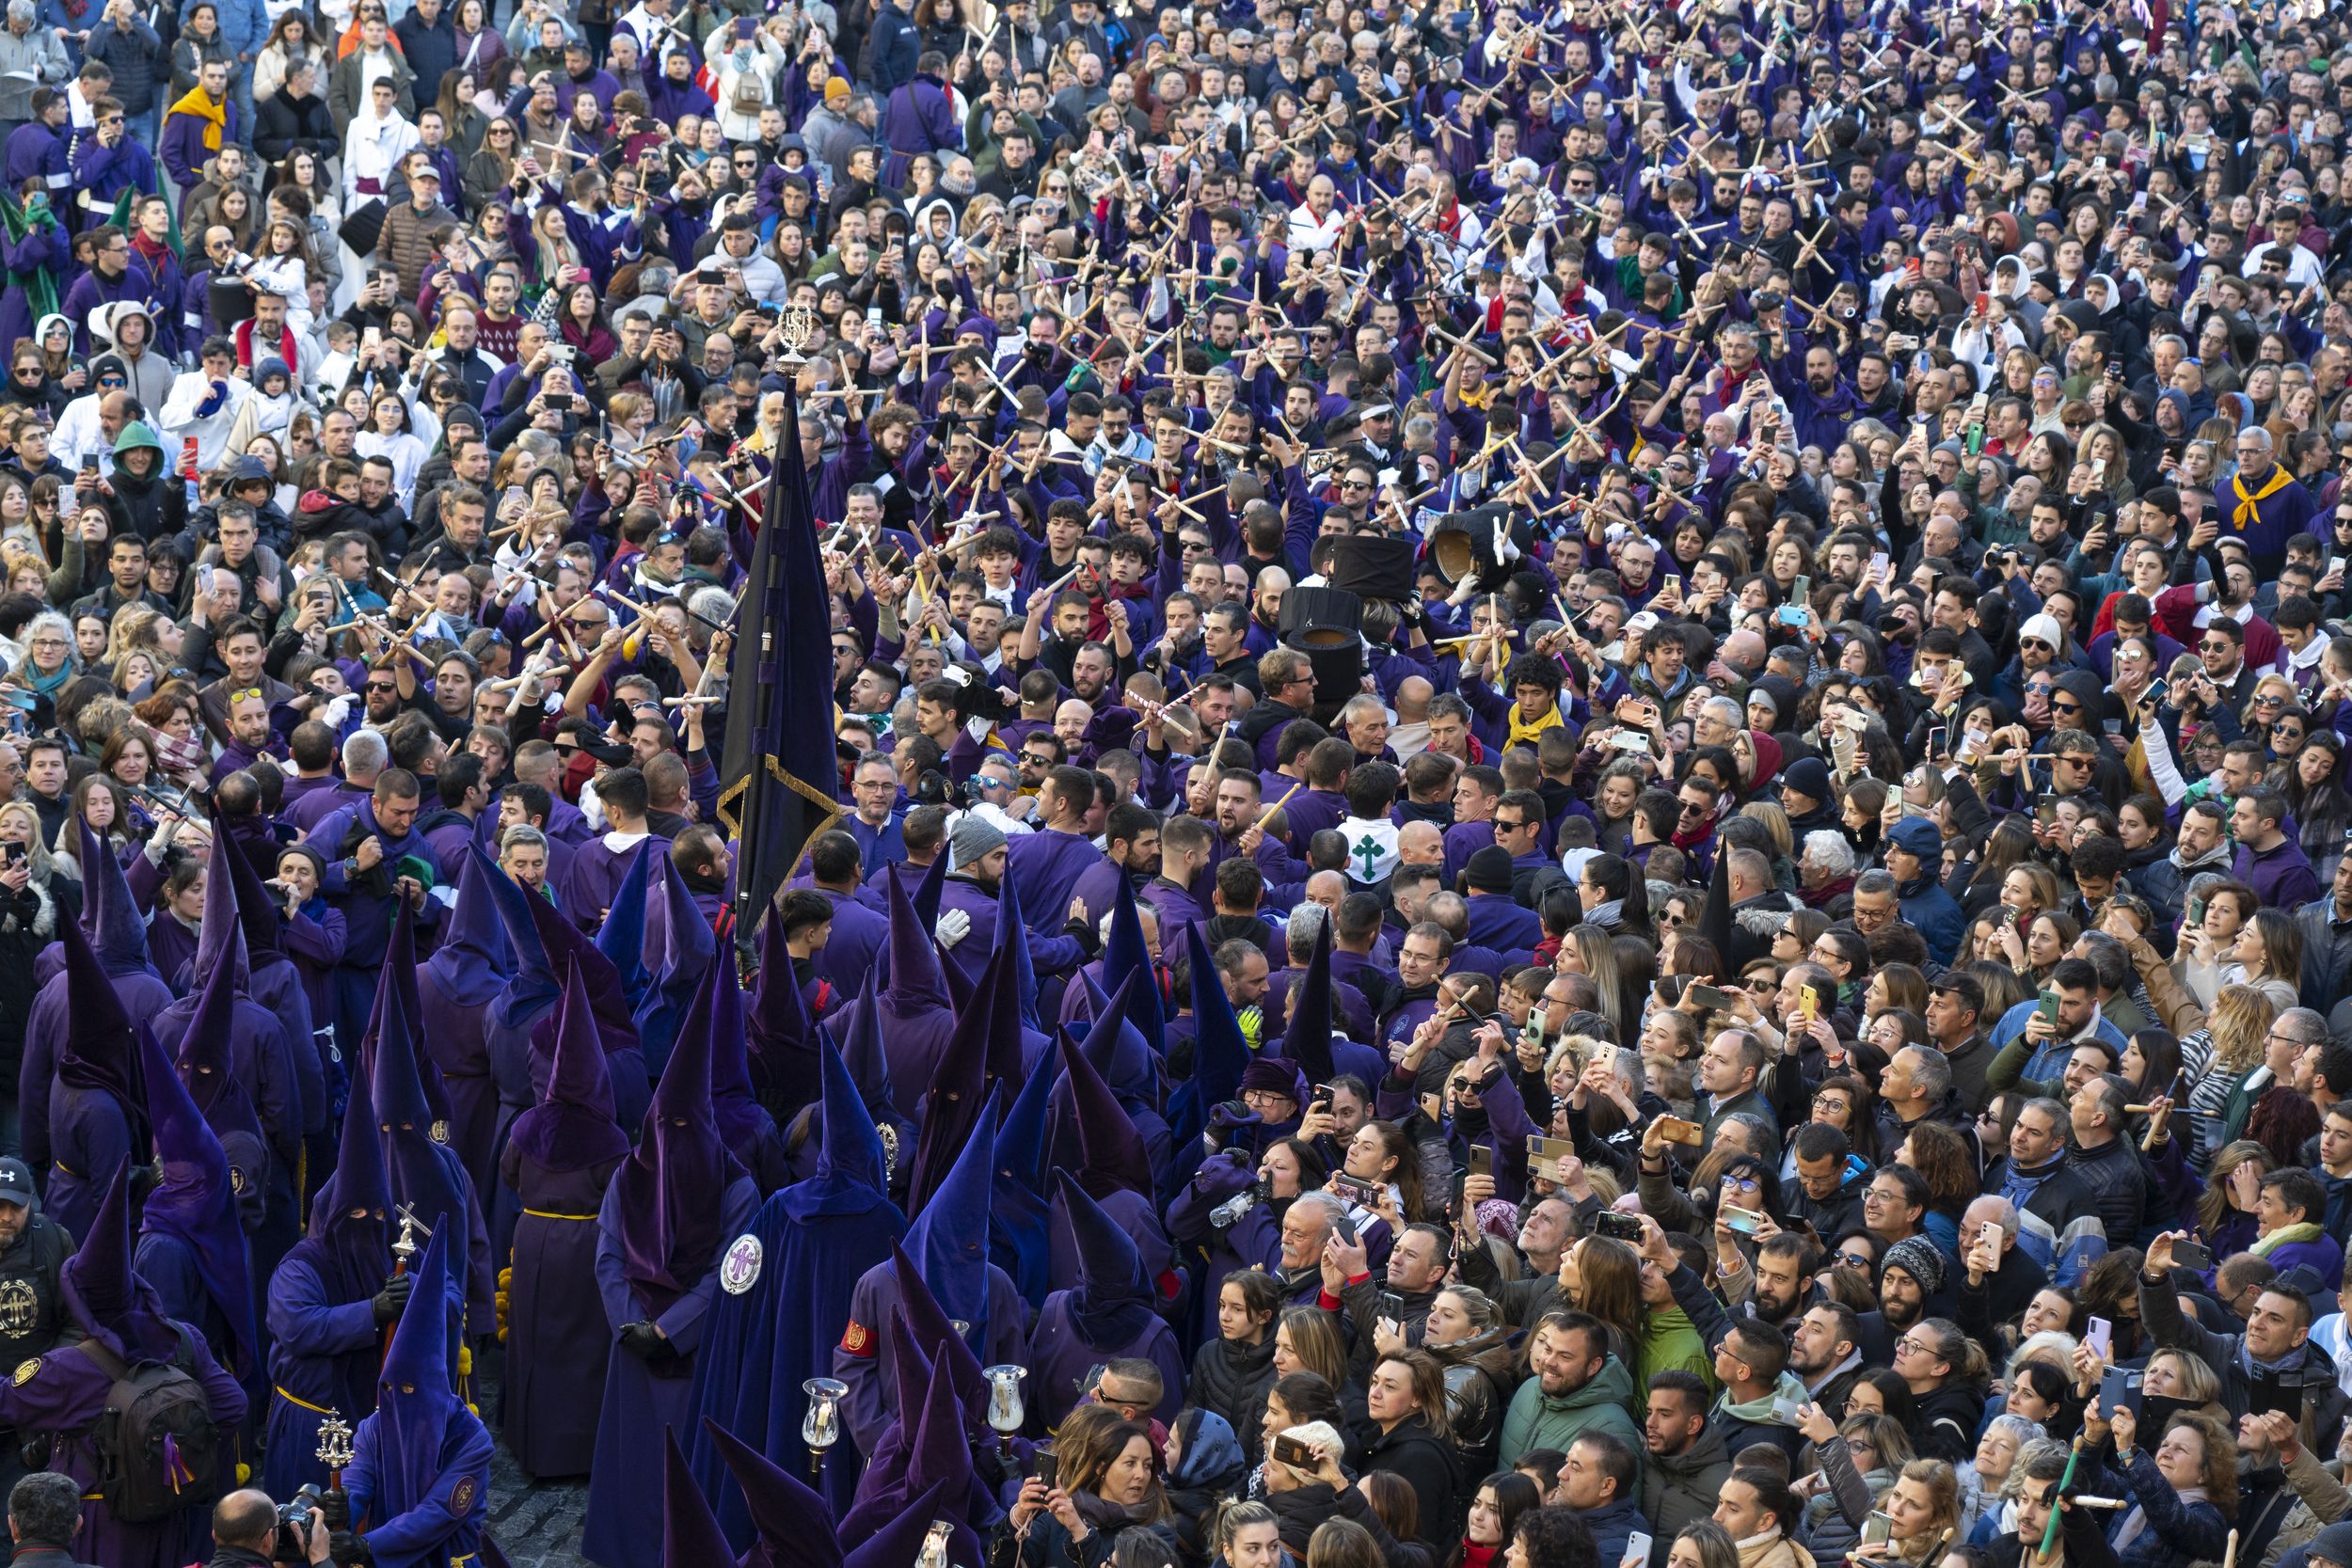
[2036,990,2061,1028]
[1928,726,1947,758]
[76,453,97,478]
[1973,292,1990,315]
[2145,678,2168,708]
[1979,1221,2001,1254]
[1592,1211,1644,1242]
[1862,1513,1893,1548]
[1621,1534,1653,1568]
[1868,550,1889,577]
[548,392,574,412]
[1797,984,1825,1025]
[2100,1365,2143,1418]
[2172,1239,2214,1270]
[1033,1447,1059,1490]
[1271,1433,1315,1468]
[2086,1316,2113,1358]
[1792,574,1811,605]
[1686,984,1736,1011]
[1378,1290,1406,1324]
[1469,1145,1492,1179]
[1775,605,1808,627]
[1331,1174,1381,1206]
[1310,1084,1334,1112]
[1654,1116,1703,1147]
[1723,1207,1762,1235]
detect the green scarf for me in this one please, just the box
[1715,1370,1810,1426]
[2250,1221,2324,1259]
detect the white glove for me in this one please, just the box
[936,908,973,950]
[321,693,355,731]
[965,715,992,743]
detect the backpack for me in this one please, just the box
[77,1330,224,1525]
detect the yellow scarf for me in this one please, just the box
[168,86,227,151]
[1508,701,1565,750]
[2231,463,2292,531]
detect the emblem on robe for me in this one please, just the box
[0,1280,36,1336]
[10,1358,36,1386]
[720,1233,763,1295]
[450,1477,477,1515]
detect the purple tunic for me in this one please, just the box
[498,1148,620,1479]
[1005,829,1104,936]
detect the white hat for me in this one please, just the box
[2019,612,2065,650]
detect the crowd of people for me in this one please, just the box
[0,0,2347,1562]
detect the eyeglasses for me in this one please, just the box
[2252,691,2285,705]
[2050,699,2083,715]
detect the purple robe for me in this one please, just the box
[260,1248,382,1500]
[834,1261,1029,1460]
[563,832,656,930]
[1005,829,1103,937]
[1022,1291,1184,1431]
[44,1082,135,1244]
[498,1148,620,1479]
[581,1172,758,1568]
[812,886,889,1000]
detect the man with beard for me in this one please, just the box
[1270,1191,1342,1306]
[2129,797,2233,934]
[1873,1236,1946,1348]
[1788,1300,1867,1407]
[1455,1193,1572,1327]
[1070,805,1161,927]
[1984,1095,2106,1288]
[1713,1230,1815,1331]
[1640,1370,1732,1543]
[934,815,1086,988]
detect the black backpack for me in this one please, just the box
[78,1330,224,1525]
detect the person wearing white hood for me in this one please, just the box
[89,300,172,414]
[343,75,421,205]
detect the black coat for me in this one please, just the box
[1356,1414,1461,1544]
[254,87,337,164]
[1186,1335,1278,1462]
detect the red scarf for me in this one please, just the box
[234,317,296,373]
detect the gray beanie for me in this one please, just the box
[1883,1235,1947,1294]
[949,813,1008,871]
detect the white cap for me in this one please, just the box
[2019,612,2065,650]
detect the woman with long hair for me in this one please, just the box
[2184,905,2303,1013]
[1791,1402,1915,1561]
[1447,1473,1538,1568]
[1359,1352,1460,1542]
[1190,1273,1281,1463]
[1011,1414,1173,1568]
[2175,988,2280,1171]
[1400,1288,1514,1475]
[1272,1307,1352,1397]
[1335,1121,1426,1224]
[1896,1121,1979,1259]
[1666,1521,1740,1568]
[1851,1459,1963,1566]
[1892,1320,1988,1463]
[1557,1236,1643,1367]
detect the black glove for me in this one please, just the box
[618,1322,663,1361]
[370,1273,414,1325]
[328,1529,373,1566]
[319,1490,350,1530]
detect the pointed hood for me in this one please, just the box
[208,800,292,962]
[890,1243,989,1422]
[592,836,654,1011]
[702,1416,844,1568]
[1061,981,1152,1200]
[78,818,155,976]
[886,1296,937,1415]
[370,903,440,1134]
[297,1037,393,1303]
[425,845,516,1008]
[839,1481,952,1568]
[508,958,629,1171]
[984,912,1038,1084]
[991,1054,1062,1307]
[59,1161,177,1362]
[903,1099,997,1347]
[906,942,1002,1214]
[519,866,637,1051]
[1050,1171,1154,1344]
[635,849,716,1077]
[1103,870,1164,1057]
[374,1218,466,1512]
[189,819,252,990]
[994,849,1041,1031]
[1073,969,1154,1107]
[748,908,820,1120]
[1280,916,1338,1084]
[173,901,268,1154]
[1698,834,1734,966]
[55,903,148,1140]
[882,863,950,1013]
[481,843,559,1028]
[609,957,743,1318]
[707,957,773,1156]
[834,984,900,1125]
[136,1022,259,1376]
[777,1032,892,1222]
[662,1432,739,1568]
[911,849,947,933]
[1183,918,1250,1113]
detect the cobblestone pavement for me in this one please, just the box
[485,1439,592,1568]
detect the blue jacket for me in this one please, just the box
[1894,869,1964,966]
[867,2,918,94]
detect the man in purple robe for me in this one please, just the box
[559,768,656,932]
[131,1025,259,1397]
[835,1109,1026,1459]
[582,961,758,1568]
[687,1037,906,1538]
[262,1063,404,1501]
[0,1164,246,1568]
[325,1223,492,1568]
[307,768,446,1062]
[1005,765,1106,934]
[1024,1173,1184,1430]
[806,831,891,1000]
[415,848,516,1205]
[501,962,628,1481]
[22,824,174,1202]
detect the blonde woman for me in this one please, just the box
[1851,1459,1962,1566]
[0,799,72,936]
[2170,989,2280,1171]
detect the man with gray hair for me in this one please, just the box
[1275,1191,1344,1303]
[1692,694,1746,751]
[7,1471,97,1567]
[1797,830,1857,907]
[2222,423,2319,580]
[1959,1194,2047,1328]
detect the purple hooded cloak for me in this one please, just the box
[1024,1173,1184,1431]
[416,846,516,1202]
[133,1022,260,1383]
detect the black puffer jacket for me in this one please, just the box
[1186,1334,1278,1462]
[1426,1326,1515,1475]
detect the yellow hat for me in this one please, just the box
[825,77,850,102]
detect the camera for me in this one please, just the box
[273,1484,326,1560]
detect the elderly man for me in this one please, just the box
[2222,426,2318,579]
[1796,830,1856,909]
